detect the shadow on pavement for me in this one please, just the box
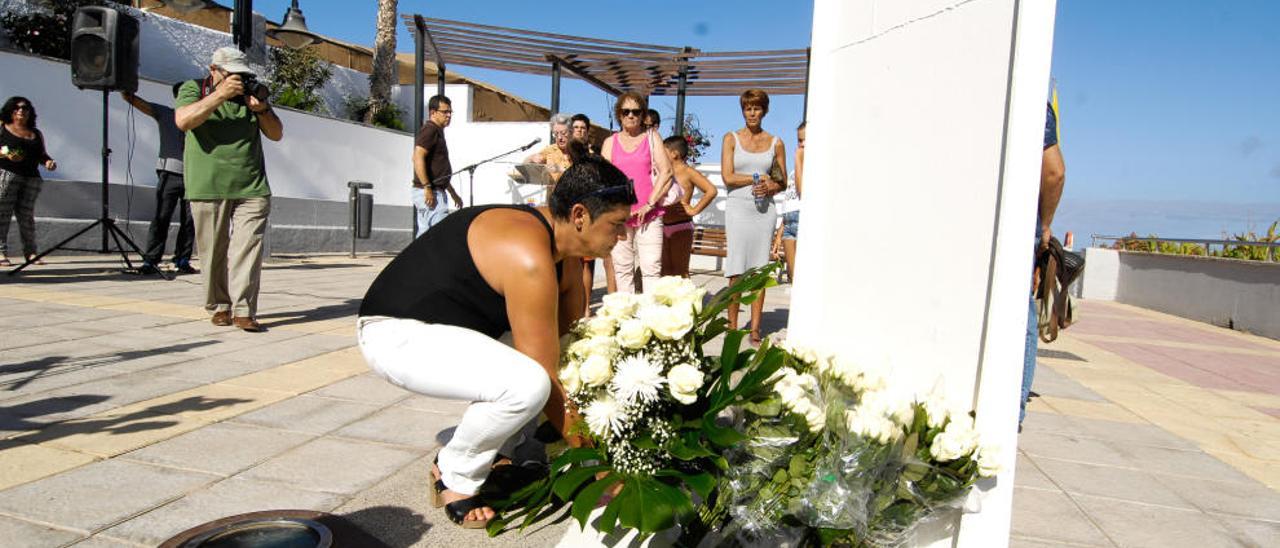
[259,298,362,329]
[334,505,431,547]
[0,340,221,392]
[9,394,253,446]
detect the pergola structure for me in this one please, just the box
[402,14,810,135]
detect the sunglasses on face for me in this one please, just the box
[14,105,32,111]
[575,181,637,205]
[620,108,643,118]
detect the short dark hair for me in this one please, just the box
[613,91,648,123]
[645,108,660,127]
[428,95,451,112]
[549,141,635,220]
[663,135,689,160]
[0,96,36,128]
[571,113,591,127]
[797,120,806,131]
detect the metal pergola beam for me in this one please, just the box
[547,55,623,96]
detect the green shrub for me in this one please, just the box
[1,1,111,60]
[343,95,406,130]
[266,46,332,114]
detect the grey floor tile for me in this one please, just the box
[0,460,217,534]
[1010,536,1109,547]
[217,335,354,366]
[1073,494,1246,548]
[1032,366,1108,402]
[1112,444,1256,483]
[0,514,84,546]
[97,477,344,546]
[309,373,409,406]
[229,394,379,435]
[1017,431,1132,468]
[67,534,146,547]
[333,406,457,450]
[1034,458,1192,508]
[1213,514,1280,548]
[145,357,280,385]
[1015,454,1059,490]
[1022,411,1090,437]
[1011,487,1112,546]
[239,437,420,495]
[1069,417,1200,451]
[395,394,471,416]
[1154,475,1280,522]
[121,422,314,477]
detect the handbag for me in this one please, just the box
[649,130,683,207]
[1036,237,1084,343]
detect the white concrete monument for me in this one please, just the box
[789,0,1059,545]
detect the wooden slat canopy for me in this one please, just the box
[400,15,809,97]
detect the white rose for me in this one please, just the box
[923,394,951,429]
[579,354,613,387]
[584,336,620,360]
[803,405,827,432]
[616,318,651,349]
[666,363,704,405]
[649,277,686,304]
[560,363,583,394]
[977,444,1002,477]
[640,304,695,341]
[567,337,592,359]
[930,421,979,462]
[600,293,639,318]
[586,315,617,338]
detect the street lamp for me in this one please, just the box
[266,0,320,49]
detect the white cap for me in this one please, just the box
[210,47,255,76]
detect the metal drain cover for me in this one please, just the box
[161,511,339,548]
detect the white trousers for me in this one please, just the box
[611,216,663,293]
[356,316,551,495]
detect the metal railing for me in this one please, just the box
[1091,234,1279,262]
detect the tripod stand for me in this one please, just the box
[9,89,161,278]
[437,138,542,208]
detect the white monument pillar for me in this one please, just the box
[790,0,1058,545]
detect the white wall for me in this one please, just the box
[1081,247,1120,300]
[792,0,1058,545]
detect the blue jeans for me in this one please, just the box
[413,187,450,238]
[781,211,800,240]
[1020,231,1043,424]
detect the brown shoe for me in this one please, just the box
[233,316,264,332]
[211,311,232,326]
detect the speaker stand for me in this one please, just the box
[9,89,165,279]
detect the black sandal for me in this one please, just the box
[444,495,492,529]
[430,452,511,509]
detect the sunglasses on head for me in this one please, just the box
[575,181,637,205]
[619,108,644,118]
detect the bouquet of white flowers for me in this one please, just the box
[709,342,1002,547]
[488,266,788,537]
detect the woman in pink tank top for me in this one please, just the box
[601,92,674,294]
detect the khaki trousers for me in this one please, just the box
[190,197,271,318]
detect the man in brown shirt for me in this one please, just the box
[412,95,463,237]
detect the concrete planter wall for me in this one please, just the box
[1082,248,1280,339]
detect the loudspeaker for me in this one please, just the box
[70,6,139,93]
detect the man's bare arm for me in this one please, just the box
[1038,144,1066,245]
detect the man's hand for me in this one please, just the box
[423,190,437,209]
[43,159,56,171]
[247,93,270,113]
[449,190,463,209]
[216,74,244,102]
[1039,225,1052,252]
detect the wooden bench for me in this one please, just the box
[691,226,727,257]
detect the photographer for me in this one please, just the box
[175,47,282,332]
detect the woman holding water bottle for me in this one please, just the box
[720,89,787,344]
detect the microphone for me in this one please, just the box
[521,137,542,151]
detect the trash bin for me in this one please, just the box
[348,181,373,257]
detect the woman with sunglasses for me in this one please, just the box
[721,89,787,344]
[357,142,634,529]
[600,92,675,293]
[0,97,57,266]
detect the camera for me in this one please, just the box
[232,72,271,105]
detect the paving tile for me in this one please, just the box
[1208,450,1280,490]
[1014,454,1058,490]
[309,373,409,406]
[229,394,379,434]
[67,535,146,547]
[1038,396,1145,424]
[121,422,313,477]
[0,459,217,534]
[239,437,420,496]
[1112,444,1257,484]
[1032,365,1108,402]
[29,410,207,458]
[218,362,357,394]
[1010,487,1111,546]
[144,357,281,385]
[1066,416,1199,451]
[1072,494,1245,548]
[1010,536,1108,547]
[0,440,98,491]
[333,406,458,449]
[1033,457,1191,508]
[0,513,85,546]
[97,477,344,546]
[2,374,198,422]
[1213,514,1280,548]
[1151,474,1280,522]
[1017,431,1132,468]
[217,334,355,366]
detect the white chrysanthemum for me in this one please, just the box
[584,396,625,437]
[610,354,665,404]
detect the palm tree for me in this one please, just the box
[365,0,398,124]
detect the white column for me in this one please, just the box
[793,0,1058,545]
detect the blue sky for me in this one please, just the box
[252,0,1280,239]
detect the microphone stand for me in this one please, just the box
[435,140,540,207]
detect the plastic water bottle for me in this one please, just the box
[752,173,768,210]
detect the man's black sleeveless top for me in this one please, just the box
[359,205,560,339]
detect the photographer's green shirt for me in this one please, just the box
[175,80,271,200]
